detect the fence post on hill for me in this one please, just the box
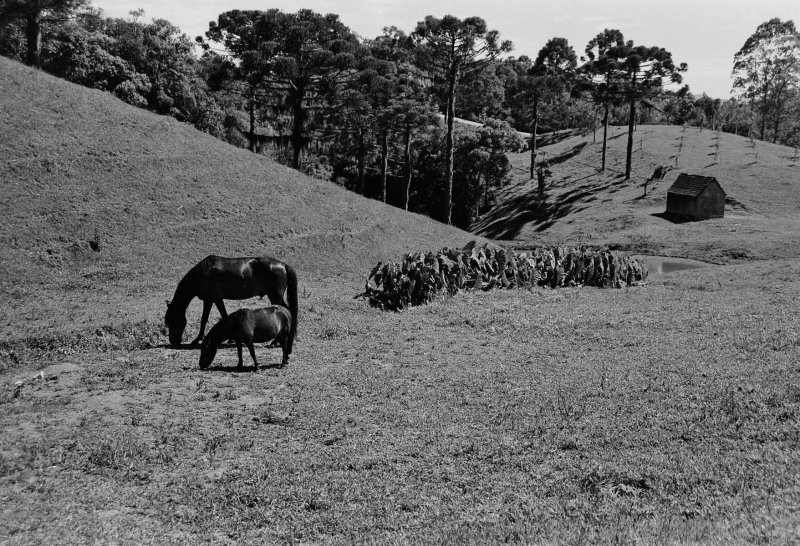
[675,135,684,167]
[536,156,550,203]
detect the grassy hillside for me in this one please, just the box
[476,124,800,263]
[0,58,478,342]
[2,58,799,544]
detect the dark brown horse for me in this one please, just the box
[198,306,292,370]
[164,256,297,356]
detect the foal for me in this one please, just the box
[199,306,292,370]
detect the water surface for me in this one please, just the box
[641,256,711,275]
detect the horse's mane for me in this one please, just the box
[171,255,217,309]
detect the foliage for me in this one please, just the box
[0,0,88,67]
[412,15,513,224]
[515,37,578,175]
[581,29,686,178]
[454,61,509,121]
[200,9,365,166]
[732,18,800,143]
[364,241,648,310]
[452,119,523,228]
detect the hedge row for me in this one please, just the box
[364,241,648,311]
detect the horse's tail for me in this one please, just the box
[286,264,298,355]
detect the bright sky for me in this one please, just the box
[91,0,800,99]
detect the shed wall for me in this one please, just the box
[666,182,725,220]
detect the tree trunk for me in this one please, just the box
[601,103,609,172]
[625,80,636,180]
[248,93,256,153]
[404,126,412,211]
[444,69,457,225]
[759,75,768,141]
[357,128,366,195]
[772,87,784,143]
[483,171,489,210]
[291,87,305,169]
[625,98,635,180]
[529,95,539,179]
[25,13,42,68]
[380,131,389,203]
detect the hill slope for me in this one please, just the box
[0,58,478,341]
[476,124,800,263]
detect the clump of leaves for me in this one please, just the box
[364,241,648,311]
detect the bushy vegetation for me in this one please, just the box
[364,241,648,311]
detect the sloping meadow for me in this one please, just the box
[365,241,649,310]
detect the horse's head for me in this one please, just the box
[198,337,216,370]
[164,300,186,348]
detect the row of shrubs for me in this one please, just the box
[364,241,649,311]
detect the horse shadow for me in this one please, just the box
[204,362,285,373]
[156,343,196,350]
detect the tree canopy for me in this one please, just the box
[732,18,800,142]
[201,9,365,166]
[0,0,87,67]
[412,15,512,224]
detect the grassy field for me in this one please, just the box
[2,57,800,544]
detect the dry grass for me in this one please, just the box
[1,57,800,543]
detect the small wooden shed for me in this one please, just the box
[666,174,726,221]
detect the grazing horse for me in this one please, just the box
[164,256,298,355]
[198,306,292,370]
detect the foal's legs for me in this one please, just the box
[236,341,244,368]
[246,342,259,370]
[191,300,213,345]
[281,344,289,367]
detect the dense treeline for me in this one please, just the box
[1,2,798,228]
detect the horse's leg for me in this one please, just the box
[267,292,290,349]
[281,342,289,367]
[191,300,213,345]
[236,341,244,368]
[247,342,259,370]
[215,300,228,318]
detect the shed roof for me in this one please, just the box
[667,174,724,197]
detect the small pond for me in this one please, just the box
[639,256,711,275]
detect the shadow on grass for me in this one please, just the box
[535,129,581,147]
[547,142,588,166]
[156,343,196,350]
[651,211,689,224]
[203,363,282,373]
[473,173,629,239]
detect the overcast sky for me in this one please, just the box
[91,0,800,99]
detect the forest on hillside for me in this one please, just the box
[2,1,799,228]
